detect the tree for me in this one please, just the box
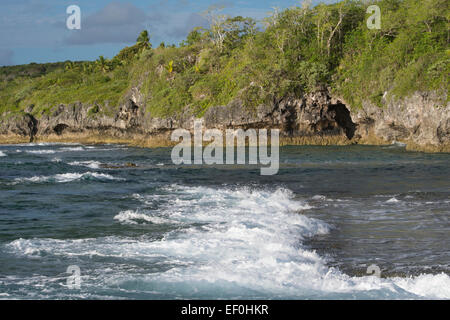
[326,2,345,56]
[407,0,449,34]
[311,1,353,57]
[203,5,256,52]
[81,62,94,74]
[114,44,144,64]
[136,30,151,49]
[222,16,257,51]
[184,27,209,46]
[64,61,76,72]
[95,56,109,73]
[202,5,229,51]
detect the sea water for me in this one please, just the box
[0,143,449,299]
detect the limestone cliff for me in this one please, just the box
[0,88,448,152]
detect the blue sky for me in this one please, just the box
[0,0,337,66]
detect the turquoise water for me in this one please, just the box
[0,143,449,299]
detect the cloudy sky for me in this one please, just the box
[0,0,337,66]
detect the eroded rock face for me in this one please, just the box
[203,91,356,141]
[37,102,116,135]
[294,92,356,139]
[0,86,448,151]
[0,112,38,141]
[350,91,450,149]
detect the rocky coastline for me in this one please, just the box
[0,88,448,152]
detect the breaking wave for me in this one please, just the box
[13,172,124,184]
[68,161,102,169]
[5,185,450,299]
[25,150,56,155]
[114,210,176,225]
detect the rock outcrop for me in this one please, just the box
[349,91,449,151]
[0,87,448,152]
[0,112,38,141]
[203,90,356,141]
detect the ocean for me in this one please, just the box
[0,143,449,299]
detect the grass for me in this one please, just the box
[0,0,448,121]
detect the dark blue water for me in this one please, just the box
[0,143,449,299]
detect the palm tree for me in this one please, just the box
[65,61,76,72]
[136,30,150,49]
[81,62,94,74]
[95,56,109,73]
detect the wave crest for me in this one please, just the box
[13,172,124,184]
[114,210,176,225]
[4,185,449,299]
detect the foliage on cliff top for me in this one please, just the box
[0,0,448,119]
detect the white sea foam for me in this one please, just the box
[392,273,450,299]
[20,145,85,155]
[114,210,176,225]
[68,161,102,169]
[25,150,56,155]
[5,185,450,299]
[11,143,57,147]
[392,141,407,147]
[13,172,124,184]
[386,197,401,203]
[60,147,84,152]
[0,151,6,157]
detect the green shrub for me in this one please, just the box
[0,0,448,119]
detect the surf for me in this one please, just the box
[4,185,450,299]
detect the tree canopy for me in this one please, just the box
[0,0,448,118]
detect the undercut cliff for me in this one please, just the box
[0,88,448,152]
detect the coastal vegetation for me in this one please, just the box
[0,0,448,119]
